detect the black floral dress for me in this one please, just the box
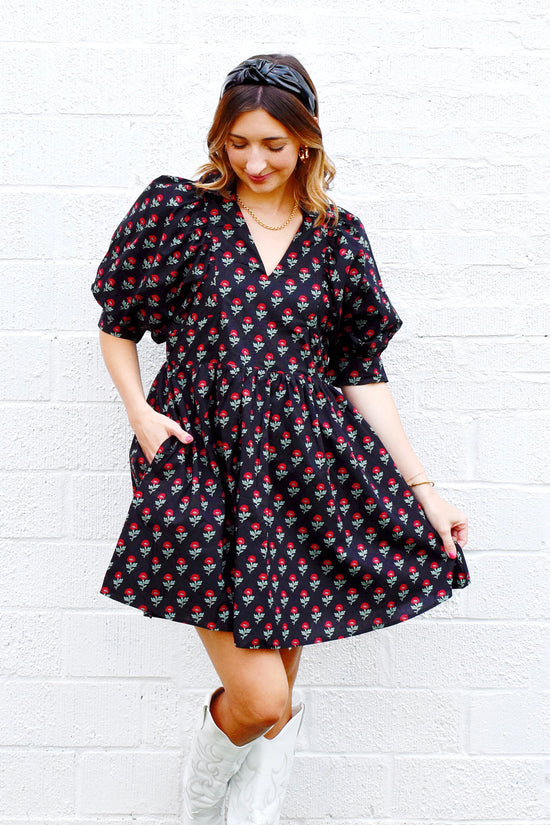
[92,174,470,649]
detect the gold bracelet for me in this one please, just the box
[409,480,435,488]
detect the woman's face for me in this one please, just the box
[225,108,301,199]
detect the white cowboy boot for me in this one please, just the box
[182,687,259,824]
[226,702,305,825]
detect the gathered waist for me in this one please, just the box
[165,357,334,388]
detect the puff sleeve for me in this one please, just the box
[325,211,403,386]
[91,175,211,344]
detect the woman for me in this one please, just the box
[92,54,470,825]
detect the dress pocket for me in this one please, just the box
[148,435,179,467]
[130,435,195,525]
[129,434,179,489]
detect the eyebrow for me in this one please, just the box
[228,133,288,141]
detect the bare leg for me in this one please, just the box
[195,627,303,745]
[264,645,303,739]
[223,644,305,824]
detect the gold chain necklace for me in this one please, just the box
[237,195,298,231]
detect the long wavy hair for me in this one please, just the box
[195,54,337,226]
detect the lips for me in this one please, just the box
[248,172,272,183]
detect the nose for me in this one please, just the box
[244,148,269,176]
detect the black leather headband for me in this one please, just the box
[220,58,317,116]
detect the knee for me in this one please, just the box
[231,682,289,732]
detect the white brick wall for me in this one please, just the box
[1,0,549,822]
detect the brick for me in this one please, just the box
[393,756,548,819]
[51,333,165,402]
[0,261,97,333]
[0,539,122,608]
[353,53,550,94]
[142,8,307,51]
[390,266,548,306]
[387,621,545,690]
[0,403,121,471]
[371,195,547,237]
[338,127,550,164]
[447,484,549,552]
[360,196,462,232]
[461,196,549,235]
[409,231,533,267]
[303,687,461,754]
[0,190,115,259]
[0,750,75,816]
[389,339,461,381]
[61,611,216,684]
[469,691,550,754]
[0,334,50,400]
[515,18,550,48]
[0,46,217,118]
[301,15,431,50]
[339,89,542,128]
[295,822,545,825]
[419,379,550,411]
[51,338,119,403]
[296,630,392,687]
[403,0,548,18]
[72,404,130,472]
[387,408,473,480]
[0,611,62,677]
[0,473,65,538]
[406,305,547,338]
[72,471,132,541]
[364,162,529,196]
[476,415,550,483]
[0,821,166,825]
[1,0,153,43]
[0,681,144,746]
[453,551,550,620]
[78,750,179,814]
[419,17,536,50]
[285,754,388,819]
[454,339,550,375]
[0,116,203,187]
[141,682,185,748]
[472,127,550,160]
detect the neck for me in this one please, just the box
[235,182,296,216]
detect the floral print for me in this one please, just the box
[92,175,470,649]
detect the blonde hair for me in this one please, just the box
[195,54,338,227]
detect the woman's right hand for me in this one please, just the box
[129,402,193,465]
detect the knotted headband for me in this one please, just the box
[220,57,317,117]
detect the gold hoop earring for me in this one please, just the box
[298,147,309,162]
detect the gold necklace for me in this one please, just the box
[237,195,299,231]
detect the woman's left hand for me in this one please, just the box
[412,489,468,559]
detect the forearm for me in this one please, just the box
[99,331,149,424]
[341,381,467,555]
[99,330,192,461]
[340,382,435,504]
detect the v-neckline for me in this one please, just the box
[232,198,310,278]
